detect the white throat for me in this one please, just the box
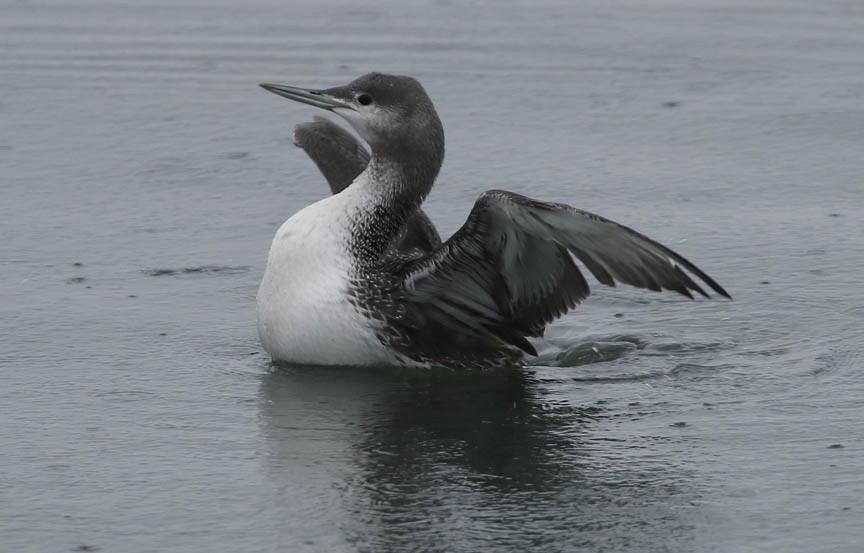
[255,171,398,365]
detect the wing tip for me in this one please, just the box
[701,276,732,300]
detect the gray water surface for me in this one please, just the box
[2,1,863,552]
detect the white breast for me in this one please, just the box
[256,186,393,365]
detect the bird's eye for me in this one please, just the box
[357,94,373,106]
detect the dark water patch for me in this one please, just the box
[736,345,791,358]
[568,370,666,384]
[66,276,87,284]
[642,341,727,356]
[542,333,645,349]
[668,363,734,380]
[539,340,639,367]
[536,334,649,368]
[143,265,249,277]
[93,390,157,402]
[607,334,648,347]
[302,362,703,552]
[223,151,251,160]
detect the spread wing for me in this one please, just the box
[293,117,441,253]
[399,190,730,356]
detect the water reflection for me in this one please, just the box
[259,366,701,552]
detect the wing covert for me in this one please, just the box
[398,190,729,355]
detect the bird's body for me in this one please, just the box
[256,73,730,368]
[256,175,396,366]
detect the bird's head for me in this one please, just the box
[260,72,443,159]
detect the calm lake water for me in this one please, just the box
[2,1,863,551]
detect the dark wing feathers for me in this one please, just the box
[400,190,729,355]
[294,120,729,360]
[484,191,730,299]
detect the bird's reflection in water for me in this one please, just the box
[258,365,701,553]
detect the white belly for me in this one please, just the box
[256,194,392,365]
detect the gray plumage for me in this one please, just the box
[260,73,730,368]
[385,190,729,366]
[293,116,369,195]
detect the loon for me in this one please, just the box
[256,72,730,368]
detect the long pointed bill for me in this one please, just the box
[259,83,353,111]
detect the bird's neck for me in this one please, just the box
[349,136,444,268]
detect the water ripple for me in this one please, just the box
[143,265,249,277]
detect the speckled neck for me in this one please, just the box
[348,127,445,269]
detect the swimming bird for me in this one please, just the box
[256,72,730,368]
